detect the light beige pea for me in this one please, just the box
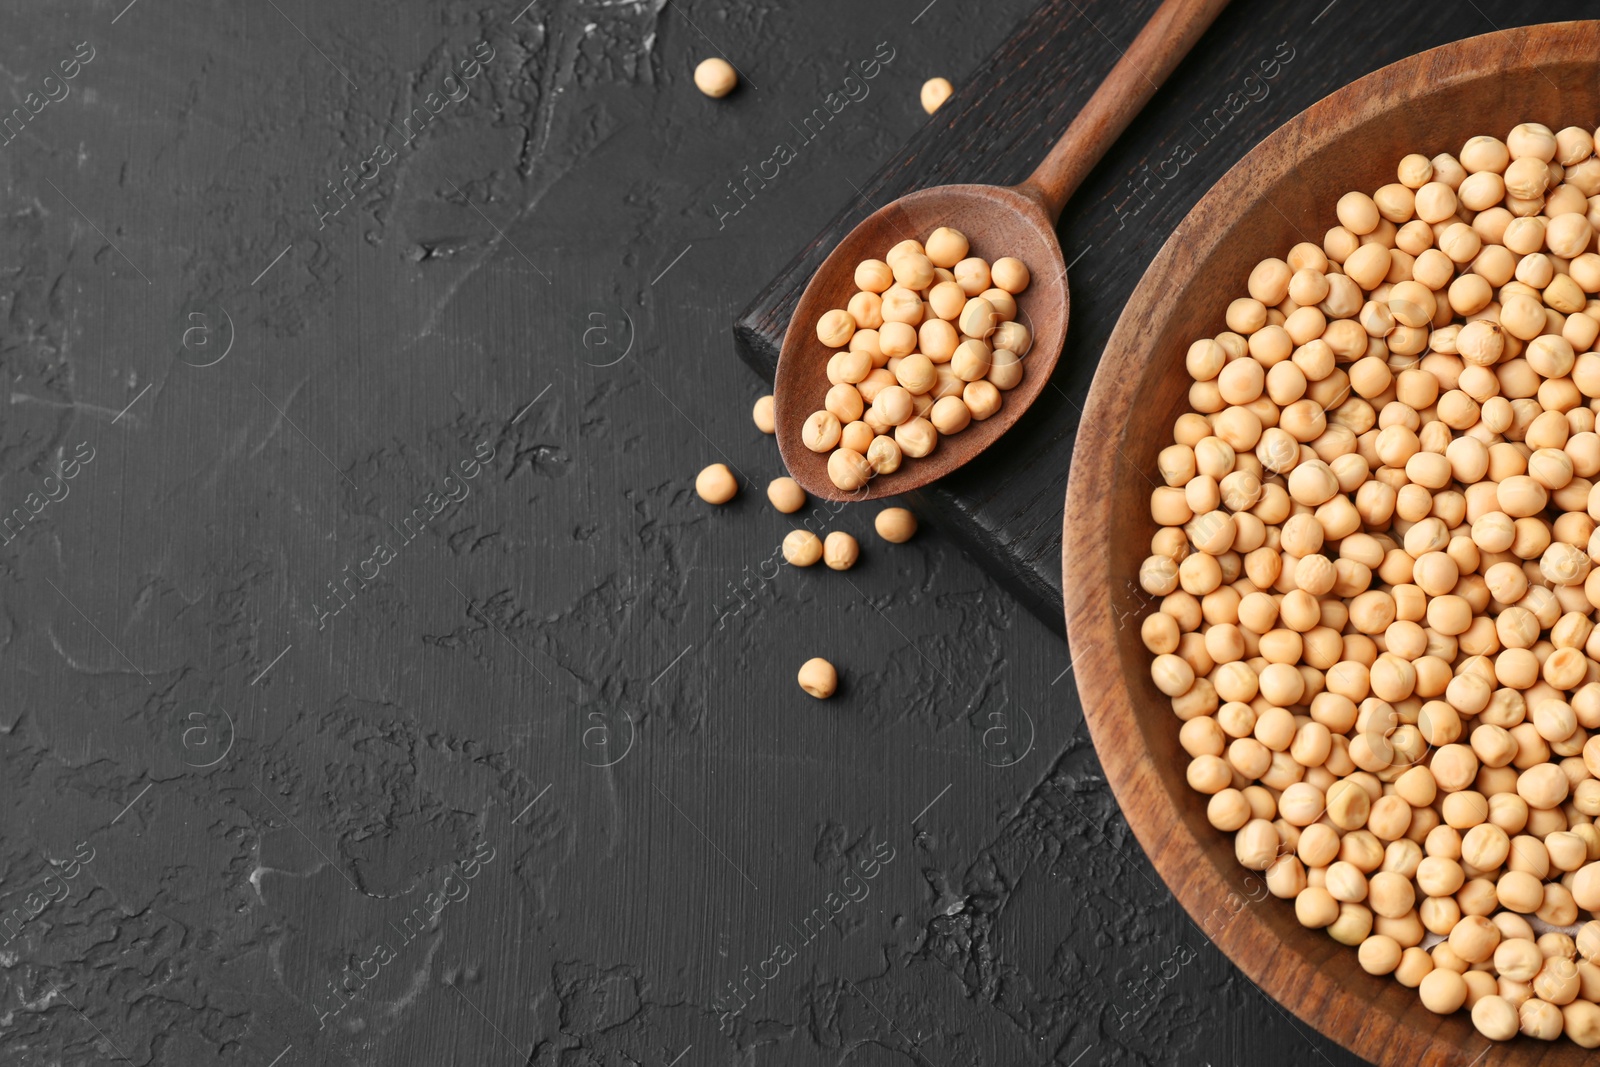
[866,435,902,475]
[953,257,990,296]
[958,296,997,340]
[847,291,884,331]
[928,281,967,321]
[990,320,1031,356]
[817,308,856,347]
[855,259,894,293]
[969,290,1013,327]
[823,531,859,571]
[695,463,738,504]
[825,383,865,424]
[920,77,953,115]
[1419,968,1468,1015]
[826,447,873,492]
[894,352,937,395]
[894,417,937,459]
[872,385,913,426]
[783,530,823,567]
[797,656,837,698]
[840,420,874,455]
[924,228,968,269]
[987,348,1023,391]
[952,339,992,383]
[693,57,738,98]
[767,477,806,514]
[879,286,924,325]
[827,350,871,386]
[891,252,936,291]
[752,395,775,434]
[990,257,1029,294]
[1337,190,1381,234]
[930,395,971,435]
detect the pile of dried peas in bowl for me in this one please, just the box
[1140,122,1600,1046]
[804,228,1032,490]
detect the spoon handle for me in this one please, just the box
[1017,0,1232,224]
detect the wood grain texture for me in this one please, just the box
[734,0,1600,631]
[772,0,1228,504]
[1022,0,1232,222]
[1066,22,1600,1066]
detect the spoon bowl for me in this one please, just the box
[770,0,1230,502]
[774,184,1066,502]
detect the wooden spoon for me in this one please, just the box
[775,0,1231,501]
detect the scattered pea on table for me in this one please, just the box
[693,57,737,98]
[920,77,953,115]
[797,657,837,699]
[823,531,859,571]
[752,395,775,434]
[782,530,823,567]
[874,507,917,543]
[767,477,806,514]
[695,463,737,505]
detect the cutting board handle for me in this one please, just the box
[1017,0,1232,224]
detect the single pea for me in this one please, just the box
[847,291,883,331]
[958,297,997,340]
[823,531,859,571]
[952,339,992,383]
[979,288,1017,322]
[919,319,960,363]
[826,447,872,492]
[693,57,738,98]
[1419,968,1468,1015]
[797,657,837,699]
[990,320,1031,356]
[783,530,823,567]
[875,507,917,543]
[866,435,902,475]
[920,77,953,115]
[953,257,991,296]
[767,477,806,514]
[1472,996,1519,1040]
[987,348,1023,391]
[891,252,936,291]
[894,352,937,395]
[878,321,917,358]
[930,395,971,435]
[752,395,775,434]
[879,286,924,325]
[802,410,843,452]
[825,383,865,424]
[928,280,967,321]
[855,259,894,293]
[963,380,1002,420]
[695,463,738,504]
[836,419,873,455]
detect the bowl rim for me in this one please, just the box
[1064,20,1600,1066]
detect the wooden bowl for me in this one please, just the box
[1064,22,1600,1067]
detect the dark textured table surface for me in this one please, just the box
[1,2,1582,1066]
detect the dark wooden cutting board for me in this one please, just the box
[734,0,1597,633]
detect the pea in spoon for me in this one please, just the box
[774,0,1231,501]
